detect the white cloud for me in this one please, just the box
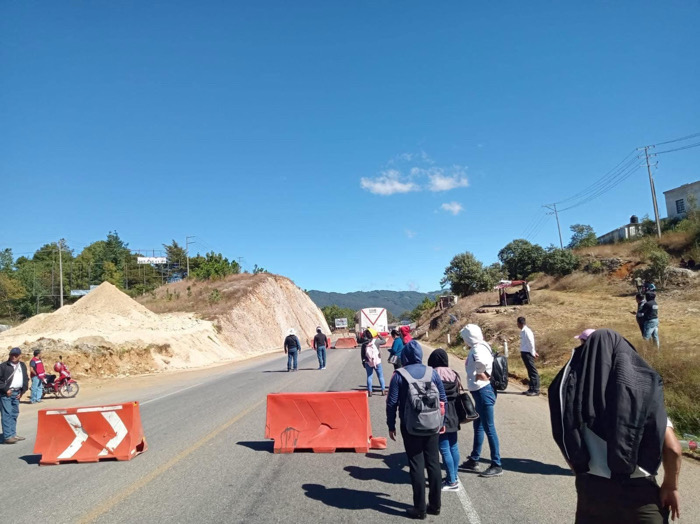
[360,169,419,196]
[404,229,416,239]
[441,202,464,215]
[428,167,469,192]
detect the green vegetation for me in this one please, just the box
[308,289,440,317]
[567,224,597,249]
[321,305,356,329]
[441,252,502,296]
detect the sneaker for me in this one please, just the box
[15,436,26,441]
[3,437,18,444]
[442,481,459,491]
[479,465,503,478]
[427,506,441,516]
[406,507,426,520]
[526,391,540,397]
[461,458,481,472]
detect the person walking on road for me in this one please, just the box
[388,329,404,370]
[386,340,447,519]
[460,324,503,478]
[641,291,660,348]
[284,328,302,372]
[29,348,46,404]
[361,329,386,396]
[1,347,29,444]
[427,348,462,491]
[548,328,681,523]
[518,317,540,396]
[312,327,329,370]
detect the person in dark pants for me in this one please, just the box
[283,328,301,371]
[632,293,646,336]
[1,347,29,444]
[386,340,447,520]
[312,326,329,370]
[641,292,660,349]
[517,317,540,396]
[388,329,404,370]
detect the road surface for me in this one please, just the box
[2,346,698,523]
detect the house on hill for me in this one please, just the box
[597,216,644,245]
[664,180,700,220]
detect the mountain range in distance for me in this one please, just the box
[307,289,442,317]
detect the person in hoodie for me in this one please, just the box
[641,291,660,348]
[360,329,386,396]
[386,340,448,519]
[460,324,503,478]
[399,325,413,344]
[388,329,404,370]
[427,348,462,491]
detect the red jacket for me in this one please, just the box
[30,357,46,380]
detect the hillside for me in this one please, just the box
[307,289,441,316]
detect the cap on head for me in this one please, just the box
[574,329,595,341]
[9,347,21,356]
[33,349,41,357]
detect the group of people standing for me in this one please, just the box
[283,326,330,371]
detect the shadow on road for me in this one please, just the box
[236,441,274,453]
[302,483,410,516]
[500,457,573,476]
[19,455,41,465]
[344,452,407,485]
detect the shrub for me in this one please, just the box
[542,247,580,276]
[498,239,546,280]
[647,250,670,287]
[208,289,222,304]
[582,259,604,274]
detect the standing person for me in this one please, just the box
[631,293,647,336]
[460,324,503,477]
[29,349,46,404]
[312,327,329,370]
[548,328,681,523]
[634,276,644,294]
[361,329,386,396]
[427,348,462,491]
[283,328,301,372]
[386,340,447,519]
[641,291,660,348]
[518,317,540,396]
[388,329,404,370]
[399,325,413,344]
[1,348,29,444]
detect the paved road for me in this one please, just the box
[2,347,698,523]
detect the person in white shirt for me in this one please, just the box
[1,347,29,444]
[517,317,540,396]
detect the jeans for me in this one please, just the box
[30,376,43,403]
[521,352,540,392]
[1,390,20,440]
[438,431,460,484]
[643,319,660,348]
[316,346,327,368]
[401,426,441,512]
[287,350,298,370]
[365,362,385,392]
[470,384,501,467]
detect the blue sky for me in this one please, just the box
[2,2,699,293]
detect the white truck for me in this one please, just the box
[354,307,389,336]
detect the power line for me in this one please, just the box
[647,131,700,148]
[653,141,700,155]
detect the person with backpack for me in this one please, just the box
[386,340,447,519]
[388,329,404,370]
[460,324,503,478]
[283,328,302,372]
[312,326,329,370]
[427,348,462,492]
[360,329,386,396]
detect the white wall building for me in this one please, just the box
[663,180,700,220]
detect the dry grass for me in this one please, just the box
[422,272,700,436]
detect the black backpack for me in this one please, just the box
[490,352,509,391]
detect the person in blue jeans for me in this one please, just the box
[460,324,502,477]
[427,348,462,490]
[1,347,29,444]
[283,328,302,371]
[641,291,660,349]
[313,327,329,370]
[360,330,386,396]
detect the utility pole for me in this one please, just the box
[543,203,564,249]
[186,236,195,278]
[58,239,64,308]
[640,146,662,238]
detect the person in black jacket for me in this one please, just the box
[427,349,462,491]
[548,329,675,523]
[1,347,29,444]
[283,329,302,372]
[641,291,660,348]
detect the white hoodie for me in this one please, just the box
[461,324,494,392]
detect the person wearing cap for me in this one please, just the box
[1,347,29,444]
[283,328,302,372]
[29,348,47,403]
[548,328,681,523]
[517,317,540,396]
[641,291,660,349]
[312,326,329,370]
[388,329,405,370]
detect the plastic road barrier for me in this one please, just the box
[265,391,387,453]
[333,337,357,349]
[34,402,148,465]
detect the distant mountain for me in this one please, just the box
[307,289,442,317]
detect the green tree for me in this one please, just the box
[542,246,580,276]
[0,248,13,273]
[253,264,267,274]
[409,297,437,322]
[647,250,670,287]
[0,273,26,320]
[568,224,597,249]
[441,252,496,296]
[192,252,241,280]
[163,240,188,270]
[497,239,546,280]
[321,305,356,329]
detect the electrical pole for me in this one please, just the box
[58,239,64,308]
[641,146,662,238]
[543,203,564,249]
[186,236,196,278]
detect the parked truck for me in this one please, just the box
[354,307,388,337]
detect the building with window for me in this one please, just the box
[663,180,700,220]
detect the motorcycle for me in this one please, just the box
[41,357,80,399]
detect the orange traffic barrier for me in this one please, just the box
[34,402,148,465]
[265,391,387,453]
[380,336,393,349]
[333,337,357,349]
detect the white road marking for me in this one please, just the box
[98,411,128,456]
[457,479,482,524]
[57,415,89,460]
[140,383,202,405]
